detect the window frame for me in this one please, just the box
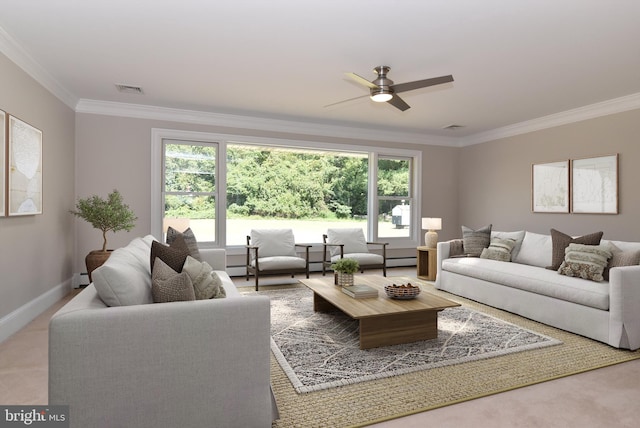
[151,128,422,253]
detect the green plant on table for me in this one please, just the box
[331,258,360,274]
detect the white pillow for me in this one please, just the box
[250,229,297,258]
[513,231,552,268]
[327,228,369,257]
[182,256,226,299]
[92,236,154,306]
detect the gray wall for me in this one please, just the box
[0,53,75,321]
[458,109,640,241]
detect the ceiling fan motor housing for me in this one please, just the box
[371,66,394,99]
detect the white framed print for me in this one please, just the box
[532,160,569,213]
[571,154,618,214]
[8,115,43,216]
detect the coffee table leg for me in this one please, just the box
[359,311,439,349]
[313,292,338,312]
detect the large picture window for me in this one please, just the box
[152,130,421,249]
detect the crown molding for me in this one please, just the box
[0,26,77,109]
[459,92,640,146]
[75,99,459,147]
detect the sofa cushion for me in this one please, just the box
[151,236,190,272]
[492,230,526,260]
[480,238,516,262]
[513,232,552,267]
[442,257,609,310]
[250,229,298,258]
[548,229,603,270]
[151,258,196,303]
[558,243,612,282]
[326,228,369,257]
[166,227,201,261]
[462,224,492,257]
[92,235,155,307]
[182,256,226,299]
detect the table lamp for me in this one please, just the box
[422,217,442,248]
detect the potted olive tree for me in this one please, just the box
[71,189,137,281]
[331,258,360,287]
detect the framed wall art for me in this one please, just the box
[571,154,618,214]
[532,160,569,213]
[8,115,42,216]
[1,110,5,217]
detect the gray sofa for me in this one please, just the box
[436,230,640,350]
[49,236,278,428]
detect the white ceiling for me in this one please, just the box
[1,0,640,145]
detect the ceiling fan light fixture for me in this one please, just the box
[370,89,393,103]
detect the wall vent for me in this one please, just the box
[115,84,144,94]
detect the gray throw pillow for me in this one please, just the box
[462,224,492,257]
[151,258,196,303]
[166,227,202,261]
[603,242,640,280]
[480,237,516,262]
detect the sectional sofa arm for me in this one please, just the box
[609,265,640,350]
[49,295,273,427]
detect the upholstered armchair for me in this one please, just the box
[322,228,388,276]
[246,229,311,290]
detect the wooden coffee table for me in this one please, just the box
[300,275,460,349]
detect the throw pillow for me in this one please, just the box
[548,229,603,271]
[603,242,640,280]
[182,256,226,299]
[480,237,517,262]
[462,224,492,257]
[151,235,190,272]
[557,243,612,282]
[166,227,201,261]
[492,230,526,261]
[151,258,196,303]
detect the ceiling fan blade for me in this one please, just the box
[345,72,379,89]
[387,94,410,111]
[323,93,369,108]
[391,75,454,93]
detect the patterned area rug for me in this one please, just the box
[263,287,561,393]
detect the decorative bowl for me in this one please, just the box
[384,283,421,300]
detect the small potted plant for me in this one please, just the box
[331,258,360,287]
[70,189,137,281]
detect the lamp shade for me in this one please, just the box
[421,217,442,231]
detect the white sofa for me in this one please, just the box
[436,231,640,350]
[49,235,278,428]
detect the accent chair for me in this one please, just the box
[322,228,389,276]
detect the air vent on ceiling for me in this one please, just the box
[443,124,464,130]
[115,84,144,94]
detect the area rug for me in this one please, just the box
[241,281,640,428]
[265,287,561,393]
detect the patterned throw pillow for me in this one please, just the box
[462,224,492,257]
[558,243,612,282]
[151,235,190,272]
[151,258,196,303]
[166,227,202,261]
[182,256,226,299]
[480,238,517,262]
[548,229,603,270]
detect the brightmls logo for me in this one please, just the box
[1,406,68,427]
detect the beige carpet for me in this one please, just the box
[263,282,640,428]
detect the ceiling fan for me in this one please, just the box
[327,66,454,111]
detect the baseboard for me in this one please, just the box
[0,279,73,344]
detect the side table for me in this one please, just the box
[416,246,437,281]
